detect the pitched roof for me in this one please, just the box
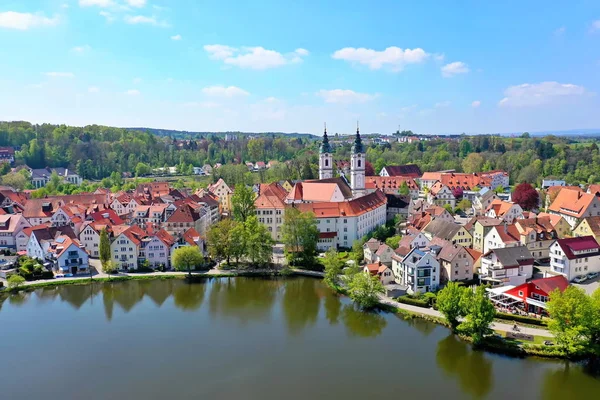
[536,212,566,228]
[183,227,204,246]
[385,194,411,209]
[491,224,521,244]
[437,243,467,262]
[295,190,386,218]
[382,164,422,177]
[439,173,492,190]
[119,225,147,246]
[465,247,482,263]
[365,176,418,194]
[529,275,569,295]
[422,219,463,241]
[486,199,516,217]
[464,216,502,231]
[588,184,600,195]
[548,188,597,218]
[48,236,86,258]
[576,216,600,236]
[153,229,176,247]
[31,225,76,243]
[421,172,443,181]
[429,181,449,196]
[487,246,534,268]
[375,243,392,256]
[365,263,381,275]
[425,206,450,218]
[166,204,201,223]
[364,238,381,251]
[554,236,600,260]
[515,216,556,238]
[255,182,287,209]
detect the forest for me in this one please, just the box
[1,121,599,189]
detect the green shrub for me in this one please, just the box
[495,312,548,327]
[396,295,429,308]
[422,292,437,306]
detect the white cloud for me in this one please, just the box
[125,0,147,7]
[88,86,100,93]
[441,61,470,77]
[204,45,309,69]
[471,100,481,108]
[124,15,157,25]
[498,81,586,107]
[44,72,75,78]
[202,85,250,97]
[71,45,91,53]
[554,26,566,36]
[171,34,181,40]
[263,97,280,103]
[99,11,114,22]
[435,101,451,108]
[317,89,378,104]
[0,11,59,30]
[79,0,114,7]
[133,77,142,84]
[125,89,140,96]
[331,46,428,71]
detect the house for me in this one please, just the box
[79,222,105,258]
[363,238,381,263]
[548,188,600,228]
[110,225,147,270]
[110,193,141,216]
[542,180,566,189]
[480,171,510,190]
[208,178,233,214]
[514,216,558,261]
[419,172,443,189]
[374,243,394,266]
[379,164,422,178]
[364,262,395,285]
[588,184,600,196]
[135,182,170,200]
[295,190,387,250]
[25,225,77,261]
[537,212,571,239]
[173,227,206,256]
[392,247,440,294]
[164,204,205,236]
[202,164,213,175]
[485,199,523,223]
[30,167,82,188]
[47,236,89,275]
[365,176,419,199]
[0,214,31,250]
[545,185,582,210]
[431,242,475,283]
[473,189,499,215]
[424,206,454,222]
[286,179,352,204]
[22,198,62,225]
[0,147,15,164]
[427,182,456,208]
[573,216,600,244]
[549,236,600,281]
[396,228,431,252]
[254,182,287,241]
[142,229,176,269]
[254,161,266,170]
[422,219,472,247]
[489,275,569,315]
[439,172,493,191]
[466,216,502,252]
[385,194,411,221]
[481,246,534,286]
[483,223,522,254]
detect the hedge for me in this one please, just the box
[396,295,430,308]
[495,312,548,327]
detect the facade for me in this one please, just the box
[364,262,395,285]
[434,243,475,283]
[30,167,82,188]
[142,230,176,269]
[473,189,500,215]
[573,216,600,244]
[549,236,600,281]
[485,200,523,223]
[254,182,287,241]
[111,226,146,270]
[208,178,233,214]
[542,180,566,189]
[392,247,440,294]
[422,219,472,247]
[548,188,600,228]
[48,236,89,275]
[467,217,502,252]
[349,125,366,197]
[427,182,456,208]
[481,246,534,286]
[0,214,31,249]
[365,176,419,199]
[498,276,569,315]
[363,238,381,263]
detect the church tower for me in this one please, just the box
[350,122,366,197]
[319,124,333,180]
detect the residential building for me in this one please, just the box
[142,229,176,269]
[483,224,522,254]
[364,262,395,285]
[422,219,472,247]
[573,216,600,244]
[0,214,31,249]
[473,189,500,215]
[0,147,15,164]
[254,182,288,241]
[485,199,523,223]
[542,180,566,189]
[549,236,600,281]
[432,242,475,283]
[385,194,411,221]
[392,247,440,294]
[208,178,233,214]
[480,171,510,190]
[365,176,419,199]
[489,275,569,315]
[379,164,422,178]
[537,212,571,239]
[363,238,381,263]
[26,226,77,261]
[30,167,82,188]
[465,216,502,252]
[48,236,89,275]
[481,246,534,286]
[427,182,456,208]
[374,243,394,266]
[164,204,205,236]
[514,216,558,261]
[111,226,147,270]
[548,188,600,228]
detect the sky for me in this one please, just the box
[0,0,600,135]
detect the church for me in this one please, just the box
[285,125,387,250]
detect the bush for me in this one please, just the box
[495,312,548,327]
[40,271,54,280]
[396,295,430,308]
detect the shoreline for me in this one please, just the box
[0,269,590,362]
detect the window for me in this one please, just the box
[518,291,523,296]
[358,160,361,167]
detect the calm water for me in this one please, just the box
[1,277,599,400]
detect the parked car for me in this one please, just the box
[586,271,599,280]
[573,275,587,283]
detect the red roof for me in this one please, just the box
[555,236,600,259]
[529,275,569,295]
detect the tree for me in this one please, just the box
[135,162,151,177]
[7,274,25,289]
[172,246,204,277]
[103,260,118,277]
[512,182,539,210]
[443,204,454,215]
[207,219,239,265]
[459,286,495,345]
[399,181,410,196]
[99,228,111,268]
[243,216,274,267]
[281,208,319,267]
[547,286,595,354]
[1,172,28,190]
[347,272,384,309]
[457,198,472,211]
[301,160,314,180]
[231,184,256,222]
[437,282,469,331]
[462,153,484,173]
[385,235,402,249]
[322,248,343,289]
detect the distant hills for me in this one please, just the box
[125,127,317,140]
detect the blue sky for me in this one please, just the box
[1,0,599,135]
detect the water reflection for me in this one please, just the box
[208,278,277,324]
[340,304,387,337]
[282,278,321,335]
[436,334,493,399]
[323,292,341,325]
[541,362,600,399]
[173,281,206,311]
[58,284,102,310]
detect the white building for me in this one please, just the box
[481,246,534,286]
[111,226,146,270]
[0,214,31,250]
[48,236,89,275]
[392,247,440,294]
[142,230,176,269]
[549,236,600,281]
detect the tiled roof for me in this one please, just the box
[183,227,204,247]
[440,173,491,190]
[295,190,386,218]
[166,204,201,223]
[365,176,418,193]
[381,165,422,178]
[486,199,516,217]
[154,229,176,247]
[422,219,463,241]
[555,236,600,260]
[486,246,534,268]
[421,172,443,181]
[548,188,597,218]
[255,182,287,209]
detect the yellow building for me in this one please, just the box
[573,216,600,243]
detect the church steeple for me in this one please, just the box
[351,121,364,154]
[350,121,365,197]
[319,123,333,180]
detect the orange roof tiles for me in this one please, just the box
[548,188,597,218]
[365,176,418,194]
[295,190,386,218]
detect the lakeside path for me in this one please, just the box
[1,266,552,338]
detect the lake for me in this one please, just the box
[1,277,599,399]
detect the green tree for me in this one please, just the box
[347,272,384,309]
[281,208,319,267]
[99,228,111,268]
[243,216,274,267]
[207,219,239,265]
[322,248,343,289]
[462,153,484,173]
[456,199,472,213]
[1,172,28,190]
[547,286,594,354]
[436,282,469,331]
[231,184,256,222]
[172,246,204,277]
[398,181,410,196]
[459,286,495,345]
[103,260,118,277]
[385,235,402,249]
[135,162,151,177]
[7,274,26,289]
